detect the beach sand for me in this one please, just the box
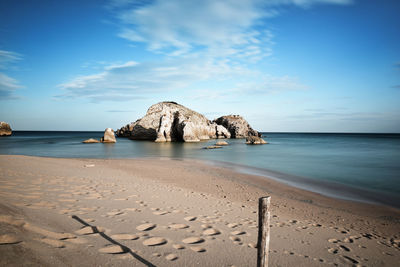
[0,155,399,266]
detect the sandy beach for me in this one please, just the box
[0,155,399,266]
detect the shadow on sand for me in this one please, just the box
[72,215,157,267]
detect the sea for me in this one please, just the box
[1,131,399,208]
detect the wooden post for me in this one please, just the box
[257,196,271,267]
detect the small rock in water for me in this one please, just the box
[215,141,229,146]
[82,139,100,144]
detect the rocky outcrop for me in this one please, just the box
[214,115,260,138]
[117,102,261,143]
[82,138,100,143]
[215,141,229,146]
[0,122,12,136]
[216,125,231,139]
[245,136,267,145]
[101,128,116,143]
[117,102,228,142]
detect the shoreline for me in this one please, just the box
[201,159,400,209]
[4,150,399,209]
[2,131,399,208]
[1,155,399,266]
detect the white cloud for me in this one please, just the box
[115,0,352,57]
[57,55,252,102]
[233,75,309,95]
[0,50,23,100]
[57,0,353,102]
[117,0,273,60]
[0,50,22,69]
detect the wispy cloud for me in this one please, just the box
[0,50,23,100]
[57,56,251,102]
[57,0,354,102]
[116,0,277,61]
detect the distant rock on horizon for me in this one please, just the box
[0,122,12,136]
[116,101,260,143]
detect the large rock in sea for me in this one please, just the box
[0,122,12,136]
[116,101,231,142]
[213,115,260,138]
[101,128,116,143]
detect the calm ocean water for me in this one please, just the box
[1,131,399,207]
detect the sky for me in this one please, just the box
[0,0,399,132]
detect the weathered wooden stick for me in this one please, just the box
[257,196,271,267]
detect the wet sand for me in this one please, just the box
[0,155,399,266]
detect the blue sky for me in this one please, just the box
[1,0,399,132]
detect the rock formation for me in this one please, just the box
[213,115,260,138]
[0,122,12,136]
[245,136,267,145]
[117,102,261,143]
[117,102,230,142]
[215,141,229,146]
[101,128,116,143]
[82,138,100,143]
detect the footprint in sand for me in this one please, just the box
[75,226,105,235]
[107,211,125,216]
[143,237,167,246]
[328,247,338,254]
[248,243,257,248]
[124,208,141,212]
[182,237,205,244]
[169,223,189,229]
[339,245,351,252]
[230,236,241,242]
[184,216,197,221]
[165,253,178,261]
[202,228,221,236]
[111,234,139,240]
[153,211,169,215]
[24,224,76,240]
[190,247,206,252]
[136,223,156,231]
[227,223,239,228]
[99,245,126,254]
[0,234,21,245]
[341,255,359,265]
[231,231,246,236]
[0,215,25,226]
